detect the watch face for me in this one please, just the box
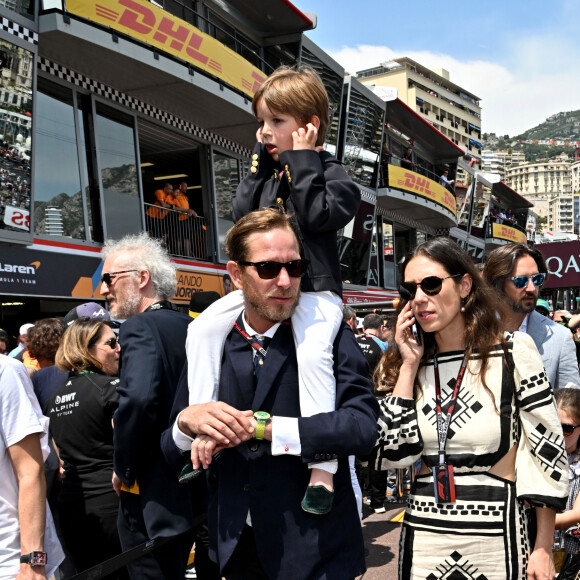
[254,411,270,421]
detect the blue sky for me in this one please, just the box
[294,0,578,136]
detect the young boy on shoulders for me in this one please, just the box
[186,66,361,515]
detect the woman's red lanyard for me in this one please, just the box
[432,349,469,503]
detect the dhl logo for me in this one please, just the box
[79,0,266,95]
[500,227,518,241]
[396,172,455,213]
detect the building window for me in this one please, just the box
[215,151,247,263]
[34,80,87,239]
[94,103,142,239]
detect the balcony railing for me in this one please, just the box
[144,203,208,260]
[145,1,273,73]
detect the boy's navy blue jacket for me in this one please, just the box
[233,144,361,297]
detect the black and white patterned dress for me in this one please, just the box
[375,331,568,579]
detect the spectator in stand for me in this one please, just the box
[489,206,500,223]
[401,146,413,171]
[439,168,455,192]
[47,317,128,579]
[380,142,392,187]
[173,181,197,257]
[145,182,173,248]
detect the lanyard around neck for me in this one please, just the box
[233,320,268,358]
[433,349,470,464]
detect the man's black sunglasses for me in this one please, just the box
[100,270,138,286]
[561,422,580,436]
[505,273,546,289]
[399,274,463,300]
[238,259,309,280]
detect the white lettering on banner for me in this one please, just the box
[0,263,35,275]
[565,255,580,275]
[546,256,563,278]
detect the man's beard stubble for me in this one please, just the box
[109,286,142,320]
[511,293,537,315]
[241,274,300,325]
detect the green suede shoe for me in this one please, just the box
[301,485,334,515]
[178,450,223,483]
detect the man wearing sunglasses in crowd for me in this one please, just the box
[162,209,378,580]
[99,233,194,579]
[483,243,580,390]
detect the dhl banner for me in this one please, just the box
[491,223,527,244]
[388,165,457,217]
[66,0,266,98]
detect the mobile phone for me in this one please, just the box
[411,322,422,346]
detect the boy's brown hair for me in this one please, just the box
[252,65,329,146]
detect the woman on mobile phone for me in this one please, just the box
[373,237,568,579]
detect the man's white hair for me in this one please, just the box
[102,233,176,299]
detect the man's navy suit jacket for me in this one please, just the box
[162,317,379,580]
[114,307,193,539]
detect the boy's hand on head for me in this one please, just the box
[292,123,318,151]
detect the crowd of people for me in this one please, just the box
[0,141,31,231]
[1,64,580,580]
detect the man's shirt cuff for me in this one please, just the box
[172,410,195,452]
[271,416,301,456]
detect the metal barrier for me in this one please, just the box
[144,203,208,260]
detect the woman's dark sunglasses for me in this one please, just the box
[399,274,463,300]
[505,273,546,289]
[238,259,309,280]
[561,423,580,436]
[102,337,119,350]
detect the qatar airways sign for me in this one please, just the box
[536,241,580,288]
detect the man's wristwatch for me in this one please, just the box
[20,551,47,566]
[253,411,271,440]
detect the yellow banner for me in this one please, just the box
[491,223,527,244]
[67,0,266,97]
[173,268,233,304]
[388,165,457,216]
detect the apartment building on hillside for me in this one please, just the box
[549,195,574,234]
[504,162,571,218]
[481,150,526,180]
[357,58,482,160]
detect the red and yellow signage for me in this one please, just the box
[388,165,457,217]
[67,0,266,97]
[490,223,527,244]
